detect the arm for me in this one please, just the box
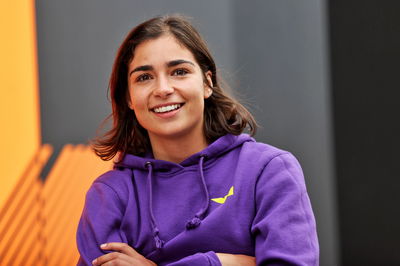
[93,243,219,266]
[159,251,221,266]
[76,182,128,266]
[94,245,255,266]
[251,153,319,266]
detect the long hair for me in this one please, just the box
[92,15,257,161]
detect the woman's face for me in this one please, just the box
[127,35,213,143]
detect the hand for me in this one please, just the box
[92,242,157,266]
[216,253,256,266]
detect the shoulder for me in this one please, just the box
[239,137,294,166]
[238,138,305,188]
[86,168,133,206]
[94,168,132,188]
[244,140,288,156]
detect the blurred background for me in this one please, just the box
[1,0,399,265]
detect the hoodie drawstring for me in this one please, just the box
[145,162,165,249]
[145,155,211,250]
[186,155,210,230]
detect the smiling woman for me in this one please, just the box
[76,15,319,266]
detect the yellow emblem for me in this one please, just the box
[211,186,234,204]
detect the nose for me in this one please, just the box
[153,76,174,98]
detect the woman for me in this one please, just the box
[77,15,319,266]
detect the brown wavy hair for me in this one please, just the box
[92,14,257,161]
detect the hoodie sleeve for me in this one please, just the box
[76,181,127,266]
[251,153,319,266]
[165,251,221,266]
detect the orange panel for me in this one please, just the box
[66,146,113,264]
[0,145,51,236]
[0,145,51,265]
[42,144,75,196]
[45,146,112,264]
[0,0,41,206]
[0,182,41,265]
[2,182,41,266]
[42,144,112,264]
[0,143,112,264]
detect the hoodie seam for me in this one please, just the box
[252,152,290,225]
[253,152,291,191]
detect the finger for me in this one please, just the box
[92,252,131,266]
[100,242,140,257]
[101,260,132,266]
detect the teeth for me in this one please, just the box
[154,104,181,113]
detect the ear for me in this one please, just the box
[204,71,213,99]
[127,99,133,110]
[126,89,134,110]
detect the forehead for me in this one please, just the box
[129,35,197,68]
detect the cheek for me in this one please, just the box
[131,100,146,114]
[187,92,206,113]
[132,105,148,128]
[129,89,146,110]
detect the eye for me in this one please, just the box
[172,68,189,76]
[136,73,152,82]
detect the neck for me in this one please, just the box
[149,132,209,163]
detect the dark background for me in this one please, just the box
[329,1,400,265]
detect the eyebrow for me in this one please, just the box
[129,65,153,77]
[129,59,195,77]
[167,59,195,68]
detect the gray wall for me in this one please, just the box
[35,1,338,265]
[232,1,339,265]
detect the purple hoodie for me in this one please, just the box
[76,134,319,265]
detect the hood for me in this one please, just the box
[114,133,254,171]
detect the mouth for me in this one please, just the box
[151,103,184,114]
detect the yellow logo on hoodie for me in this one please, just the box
[211,186,234,204]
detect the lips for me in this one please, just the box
[151,103,184,113]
